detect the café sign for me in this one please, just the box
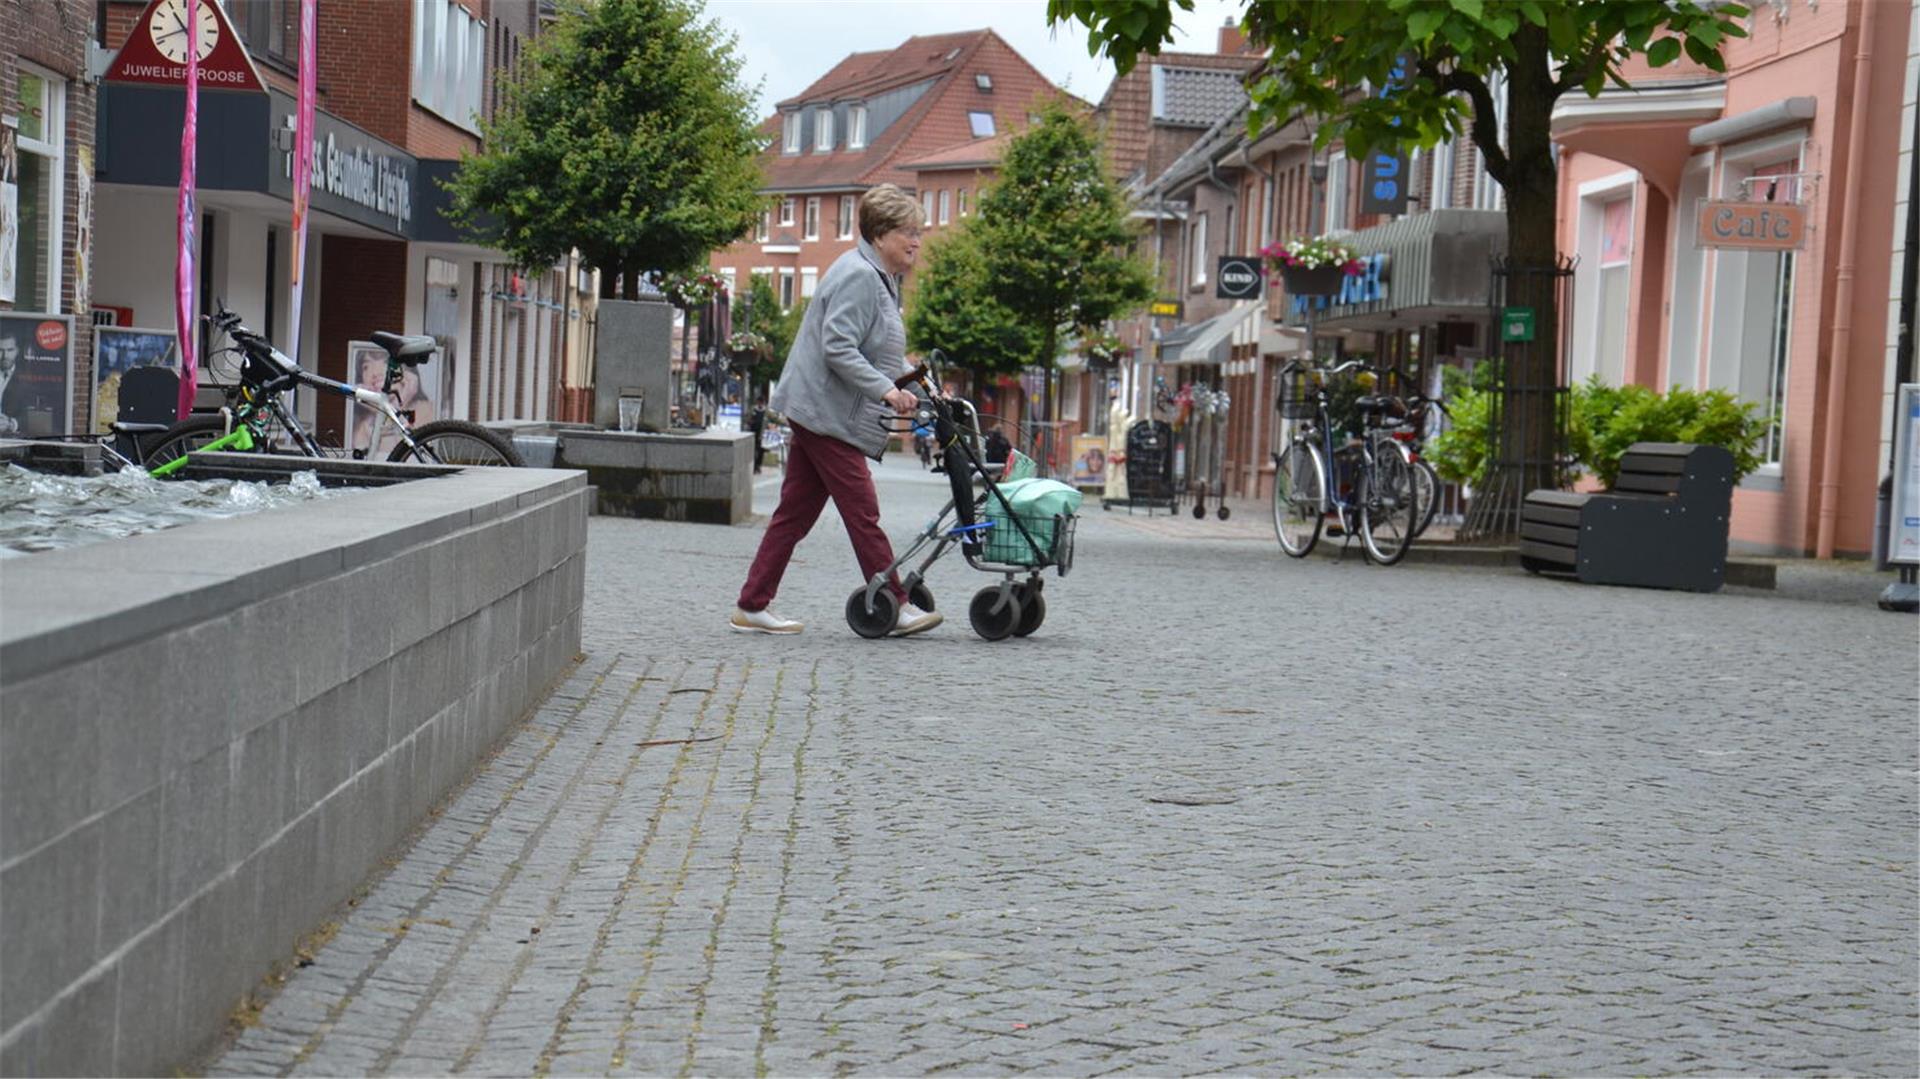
[1695,199,1807,251]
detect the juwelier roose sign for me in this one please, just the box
[1695,199,1808,251]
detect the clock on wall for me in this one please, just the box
[148,0,220,65]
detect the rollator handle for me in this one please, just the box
[894,365,929,389]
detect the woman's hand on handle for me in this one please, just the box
[884,387,918,415]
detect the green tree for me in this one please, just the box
[1050,0,1747,507]
[906,224,1045,384]
[969,103,1155,421]
[445,0,766,300]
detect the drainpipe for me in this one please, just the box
[1814,0,1880,558]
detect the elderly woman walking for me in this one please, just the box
[730,184,941,637]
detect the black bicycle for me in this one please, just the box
[144,304,522,475]
[1271,359,1419,565]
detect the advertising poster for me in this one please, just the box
[92,327,178,433]
[1,119,17,304]
[0,313,73,437]
[1892,384,1920,566]
[1069,433,1107,488]
[345,340,438,458]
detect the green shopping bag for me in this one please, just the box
[981,478,1083,565]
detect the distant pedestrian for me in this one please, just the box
[730,184,941,637]
[748,403,767,474]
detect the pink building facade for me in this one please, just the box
[1552,0,1914,557]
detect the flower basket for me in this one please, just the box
[1280,261,1347,296]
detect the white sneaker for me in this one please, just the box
[890,602,943,637]
[730,607,803,634]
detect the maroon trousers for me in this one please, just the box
[737,422,904,612]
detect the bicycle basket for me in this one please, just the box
[980,510,1076,571]
[1276,367,1322,420]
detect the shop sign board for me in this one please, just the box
[1360,55,1413,216]
[1501,306,1535,343]
[1287,252,1391,318]
[1215,256,1264,300]
[1150,299,1184,319]
[105,0,267,93]
[1890,383,1920,566]
[269,91,414,236]
[1695,199,1807,250]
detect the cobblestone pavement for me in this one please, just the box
[210,454,1919,1076]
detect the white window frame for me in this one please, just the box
[837,195,855,240]
[968,111,995,138]
[1325,151,1350,233]
[778,268,796,309]
[756,209,770,243]
[922,189,935,224]
[848,106,868,150]
[1260,177,1275,247]
[13,62,67,314]
[779,197,796,227]
[1704,129,1808,474]
[412,0,484,134]
[815,108,833,153]
[1190,211,1209,288]
[719,267,736,298]
[938,189,950,225]
[1666,154,1713,389]
[1570,169,1639,386]
[804,197,820,241]
[801,267,818,299]
[958,188,970,218]
[782,112,801,154]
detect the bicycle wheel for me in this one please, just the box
[1272,441,1324,558]
[139,415,232,472]
[388,420,524,467]
[1360,450,1418,565]
[1411,457,1440,538]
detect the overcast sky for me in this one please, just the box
[701,0,1250,116]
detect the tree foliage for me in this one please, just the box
[445,0,766,299]
[969,103,1154,415]
[906,225,1044,380]
[734,275,794,387]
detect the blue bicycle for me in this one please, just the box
[1271,359,1419,565]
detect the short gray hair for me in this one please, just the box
[859,183,924,243]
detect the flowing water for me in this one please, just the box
[0,464,358,558]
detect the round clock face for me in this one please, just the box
[149,0,220,65]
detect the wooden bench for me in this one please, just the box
[1520,442,1736,592]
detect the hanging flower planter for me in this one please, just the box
[1279,261,1348,296]
[1261,236,1364,296]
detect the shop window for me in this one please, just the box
[1593,198,1632,386]
[413,0,485,133]
[1667,160,1711,386]
[1706,156,1800,468]
[9,66,66,313]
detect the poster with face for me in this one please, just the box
[344,341,438,458]
[1,120,18,305]
[92,327,178,433]
[0,314,73,437]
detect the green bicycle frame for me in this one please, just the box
[148,418,259,477]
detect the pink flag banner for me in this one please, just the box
[287,0,316,365]
[174,1,200,420]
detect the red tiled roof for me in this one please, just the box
[897,132,1012,172]
[752,29,1070,195]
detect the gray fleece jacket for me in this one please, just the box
[768,237,907,459]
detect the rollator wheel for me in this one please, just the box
[845,587,900,639]
[908,581,935,612]
[1218,504,1231,521]
[968,587,1022,642]
[1012,585,1046,638]
[1192,502,1206,520]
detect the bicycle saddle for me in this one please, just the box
[370,331,437,363]
[1354,395,1408,418]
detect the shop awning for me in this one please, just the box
[1162,302,1260,365]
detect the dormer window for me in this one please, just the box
[975,74,992,91]
[968,111,995,138]
[782,112,800,154]
[848,106,868,150]
[815,108,833,152]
